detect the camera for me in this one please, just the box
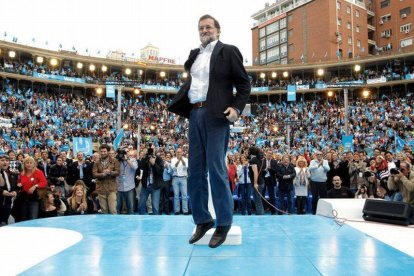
[146,148,156,160]
[390,168,400,175]
[116,149,127,161]
[363,171,374,178]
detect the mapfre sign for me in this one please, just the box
[147,55,176,64]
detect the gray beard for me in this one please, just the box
[200,35,216,47]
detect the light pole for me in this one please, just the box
[284,119,301,153]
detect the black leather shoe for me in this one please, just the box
[189,220,215,244]
[208,225,231,248]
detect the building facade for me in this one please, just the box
[251,0,413,65]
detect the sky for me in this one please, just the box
[0,0,271,65]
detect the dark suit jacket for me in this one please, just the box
[0,170,18,207]
[168,40,251,119]
[67,161,93,188]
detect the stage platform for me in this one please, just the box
[1,215,414,275]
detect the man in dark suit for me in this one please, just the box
[67,152,94,195]
[262,150,278,215]
[0,155,18,225]
[168,14,251,248]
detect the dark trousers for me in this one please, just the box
[20,200,39,221]
[310,181,327,214]
[263,177,276,214]
[159,180,171,214]
[238,184,252,215]
[296,196,307,215]
[0,203,12,224]
[188,107,233,226]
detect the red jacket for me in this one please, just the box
[20,169,48,193]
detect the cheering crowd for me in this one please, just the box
[0,72,414,223]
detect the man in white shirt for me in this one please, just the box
[309,151,330,214]
[171,148,189,215]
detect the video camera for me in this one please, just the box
[116,148,127,161]
[390,168,400,175]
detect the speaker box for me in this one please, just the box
[362,199,414,226]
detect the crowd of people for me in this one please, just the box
[0,65,414,223]
[1,58,413,90]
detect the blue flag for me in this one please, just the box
[113,129,125,151]
[73,137,93,156]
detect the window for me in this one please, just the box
[347,6,351,14]
[260,52,266,64]
[280,44,287,57]
[347,22,351,29]
[280,17,287,29]
[348,37,352,45]
[355,10,360,17]
[381,0,390,8]
[338,18,342,26]
[400,7,411,17]
[267,33,279,47]
[380,14,392,22]
[337,1,341,10]
[357,40,361,48]
[267,47,279,62]
[400,24,412,32]
[280,30,287,42]
[356,26,360,33]
[260,39,266,51]
[381,29,392,37]
[259,28,266,38]
[400,38,413,48]
[266,22,279,35]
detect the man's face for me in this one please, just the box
[266,151,273,159]
[198,18,219,46]
[400,163,410,176]
[42,152,48,160]
[0,158,8,169]
[77,152,84,161]
[176,149,183,158]
[100,148,108,159]
[333,176,342,188]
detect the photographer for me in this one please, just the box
[138,148,164,215]
[116,149,138,215]
[349,153,367,192]
[387,162,414,205]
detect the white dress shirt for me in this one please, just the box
[188,40,218,104]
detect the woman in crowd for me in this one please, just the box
[293,156,310,215]
[19,156,48,221]
[40,191,59,218]
[66,180,94,215]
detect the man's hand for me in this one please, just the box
[224,107,238,122]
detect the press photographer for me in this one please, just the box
[387,162,414,205]
[138,148,164,215]
[116,148,138,214]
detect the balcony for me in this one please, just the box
[368,39,376,46]
[367,9,375,17]
[367,24,376,31]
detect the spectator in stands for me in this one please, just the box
[160,152,172,215]
[19,156,47,220]
[309,151,330,214]
[0,155,18,225]
[262,149,278,215]
[248,146,265,215]
[276,155,296,214]
[49,156,68,197]
[67,152,94,195]
[66,180,94,215]
[327,176,355,198]
[171,148,189,215]
[92,144,120,214]
[293,156,310,215]
[349,152,367,192]
[37,150,51,180]
[236,155,252,215]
